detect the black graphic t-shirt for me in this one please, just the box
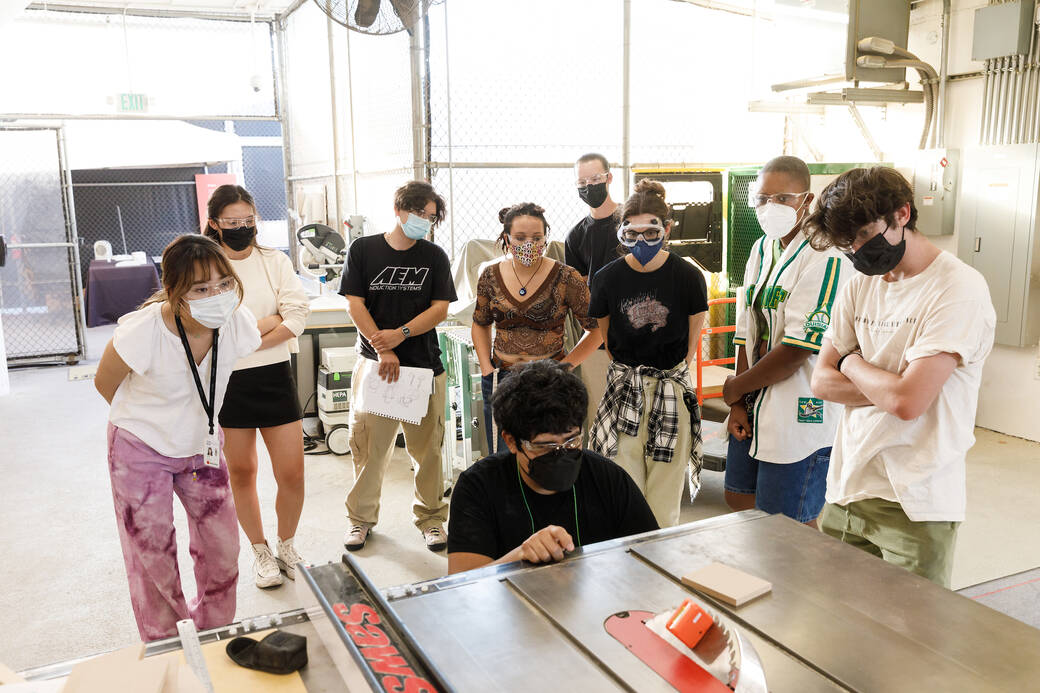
[564,212,621,282]
[340,234,457,373]
[447,449,659,560]
[589,253,709,369]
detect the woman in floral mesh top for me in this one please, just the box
[472,202,603,452]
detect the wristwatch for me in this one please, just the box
[401,326,411,338]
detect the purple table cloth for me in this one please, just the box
[86,260,160,327]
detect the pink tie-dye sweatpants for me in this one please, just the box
[107,424,239,641]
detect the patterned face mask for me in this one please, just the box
[511,239,546,266]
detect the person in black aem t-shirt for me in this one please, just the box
[447,360,658,573]
[564,152,621,432]
[339,181,458,554]
[588,180,709,529]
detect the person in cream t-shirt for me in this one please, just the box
[805,167,995,588]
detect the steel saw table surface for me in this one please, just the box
[303,510,1040,692]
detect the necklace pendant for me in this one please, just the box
[518,287,527,296]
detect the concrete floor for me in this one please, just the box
[2,325,1039,671]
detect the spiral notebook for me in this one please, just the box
[353,359,434,425]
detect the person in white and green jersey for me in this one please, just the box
[722,156,851,527]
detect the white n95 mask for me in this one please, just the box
[755,202,800,240]
[186,290,238,329]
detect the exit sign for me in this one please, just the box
[118,93,148,112]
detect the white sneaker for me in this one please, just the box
[422,525,447,552]
[276,537,306,581]
[252,542,284,589]
[345,523,372,551]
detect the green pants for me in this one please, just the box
[820,498,960,588]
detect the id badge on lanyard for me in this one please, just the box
[175,315,221,470]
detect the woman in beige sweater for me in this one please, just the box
[205,185,311,589]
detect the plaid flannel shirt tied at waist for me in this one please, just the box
[591,360,700,465]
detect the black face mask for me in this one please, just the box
[220,226,256,252]
[578,182,608,209]
[523,448,583,492]
[844,225,906,276]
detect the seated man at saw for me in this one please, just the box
[447,360,659,574]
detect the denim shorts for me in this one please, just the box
[724,435,830,523]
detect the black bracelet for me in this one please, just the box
[836,351,858,373]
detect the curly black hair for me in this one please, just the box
[803,166,917,251]
[497,202,550,253]
[491,360,588,443]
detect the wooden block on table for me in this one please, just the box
[681,562,772,607]
[64,650,170,693]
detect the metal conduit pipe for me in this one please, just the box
[994,58,1002,144]
[937,0,951,147]
[1007,55,1017,144]
[1012,55,1024,143]
[1027,27,1037,142]
[1013,58,1023,143]
[979,59,992,144]
[1033,22,1040,142]
[986,58,999,144]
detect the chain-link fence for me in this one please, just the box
[0,127,85,364]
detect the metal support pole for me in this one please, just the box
[442,1,456,258]
[56,126,88,362]
[344,18,360,213]
[622,0,632,199]
[274,17,299,264]
[409,20,426,182]
[847,104,883,161]
[326,16,344,228]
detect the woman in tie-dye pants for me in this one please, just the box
[95,235,261,640]
[107,425,241,640]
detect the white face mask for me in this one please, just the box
[185,290,238,329]
[755,201,802,240]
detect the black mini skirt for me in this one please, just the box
[219,360,303,429]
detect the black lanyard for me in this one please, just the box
[175,315,218,436]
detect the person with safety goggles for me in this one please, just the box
[565,153,621,433]
[93,234,262,640]
[203,184,311,590]
[721,156,851,528]
[447,360,658,573]
[587,180,709,527]
[340,180,458,554]
[471,202,602,455]
[806,166,995,587]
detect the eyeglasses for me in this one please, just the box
[748,192,808,209]
[408,208,436,221]
[520,431,583,455]
[215,216,256,228]
[618,221,665,245]
[186,277,237,300]
[575,172,609,188]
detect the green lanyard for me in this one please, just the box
[516,461,582,547]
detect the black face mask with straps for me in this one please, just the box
[524,447,583,492]
[844,225,906,276]
[578,182,608,209]
[220,226,256,252]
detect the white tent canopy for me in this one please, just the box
[63,120,242,170]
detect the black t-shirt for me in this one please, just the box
[564,213,621,283]
[447,449,659,560]
[339,234,457,373]
[588,253,709,369]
